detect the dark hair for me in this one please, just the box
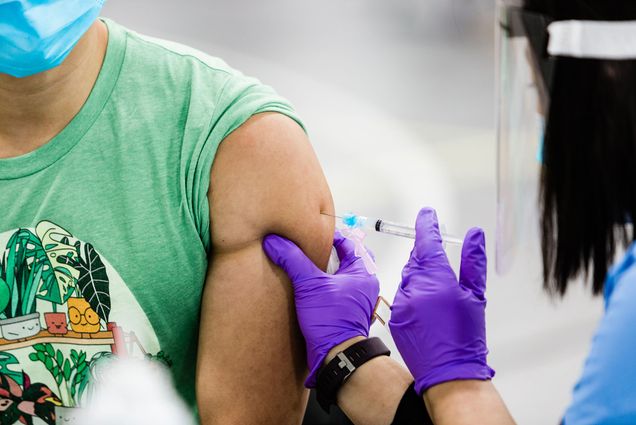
[525,0,636,296]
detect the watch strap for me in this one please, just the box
[315,337,390,413]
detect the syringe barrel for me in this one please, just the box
[374,220,416,239]
[374,219,463,245]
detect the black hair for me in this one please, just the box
[524,0,636,296]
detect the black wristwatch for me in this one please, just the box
[315,337,390,413]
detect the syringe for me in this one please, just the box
[321,212,463,246]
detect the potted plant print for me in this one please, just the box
[0,353,61,425]
[0,371,61,425]
[44,312,68,336]
[67,298,100,336]
[0,223,83,341]
[33,221,81,306]
[29,344,113,409]
[0,230,45,341]
[32,221,86,336]
[58,241,111,336]
[55,405,82,424]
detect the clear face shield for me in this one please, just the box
[496,4,636,274]
[495,1,554,275]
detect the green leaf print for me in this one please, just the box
[29,344,108,407]
[45,343,55,358]
[61,242,111,322]
[44,355,53,371]
[0,276,9,313]
[4,235,25,289]
[34,221,81,305]
[0,352,23,386]
[1,227,73,317]
[63,359,71,381]
[22,263,42,315]
[3,230,29,317]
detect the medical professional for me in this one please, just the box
[263,0,636,424]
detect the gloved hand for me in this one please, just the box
[389,208,495,396]
[263,232,379,388]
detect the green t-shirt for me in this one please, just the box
[0,18,302,422]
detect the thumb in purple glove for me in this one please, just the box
[263,232,379,388]
[388,207,494,395]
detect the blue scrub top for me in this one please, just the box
[564,243,636,424]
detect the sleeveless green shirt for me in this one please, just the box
[0,18,302,421]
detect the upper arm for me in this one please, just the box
[564,268,636,424]
[196,112,334,424]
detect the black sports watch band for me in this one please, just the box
[315,337,391,413]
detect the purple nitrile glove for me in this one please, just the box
[263,232,379,388]
[389,208,495,396]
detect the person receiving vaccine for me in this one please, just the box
[0,1,335,424]
[264,1,636,423]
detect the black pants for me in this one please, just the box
[302,390,354,425]
[302,385,433,425]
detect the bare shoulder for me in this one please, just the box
[209,112,334,266]
[200,113,334,423]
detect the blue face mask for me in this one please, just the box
[0,0,106,78]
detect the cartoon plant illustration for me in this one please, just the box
[0,352,23,387]
[0,230,53,340]
[34,221,81,306]
[0,223,111,341]
[0,229,45,320]
[44,312,68,335]
[0,370,61,425]
[59,241,111,327]
[0,352,65,423]
[28,344,93,408]
[0,224,82,320]
[28,344,113,408]
[67,297,100,335]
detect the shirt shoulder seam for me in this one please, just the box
[124,30,234,77]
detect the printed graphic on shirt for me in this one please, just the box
[0,221,166,425]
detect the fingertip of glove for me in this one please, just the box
[262,234,278,249]
[465,227,485,244]
[262,234,287,258]
[416,207,438,228]
[333,230,349,249]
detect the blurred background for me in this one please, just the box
[102,1,602,423]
